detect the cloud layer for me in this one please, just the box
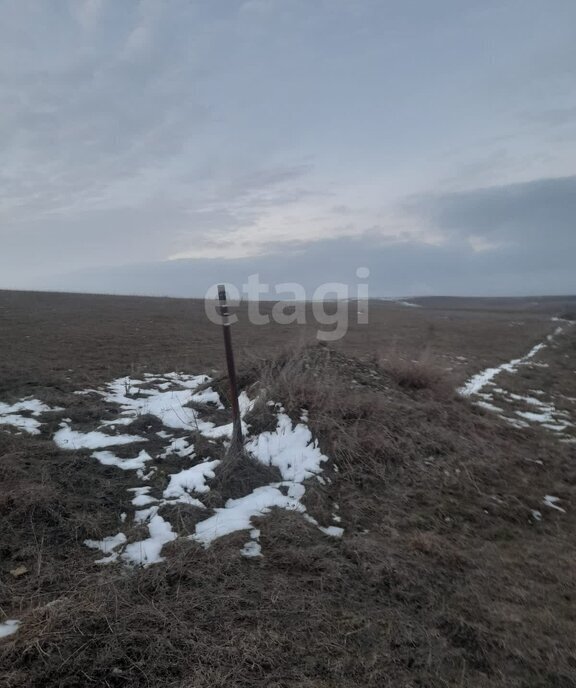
[1,1,575,295]
[38,174,576,298]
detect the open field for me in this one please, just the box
[1,289,576,687]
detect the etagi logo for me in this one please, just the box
[204,268,370,342]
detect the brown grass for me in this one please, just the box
[1,291,576,687]
[207,450,283,505]
[378,349,453,395]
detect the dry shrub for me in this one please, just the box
[378,348,454,397]
[207,449,283,505]
[239,345,412,532]
[251,342,342,414]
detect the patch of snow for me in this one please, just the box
[516,409,554,423]
[163,460,220,500]
[240,540,262,558]
[137,467,156,481]
[0,620,21,639]
[54,424,147,450]
[459,341,547,397]
[0,415,43,435]
[94,552,120,564]
[0,398,63,435]
[163,372,211,389]
[192,484,305,547]
[159,437,195,459]
[0,398,56,415]
[238,391,255,416]
[542,422,571,432]
[122,514,177,566]
[318,525,344,538]
[102,375,211,431]
[190,388,224,408]
[543,495,566,513]
[547,326,564,341]
[128,486,158,507]
[508,393,548,406]
[500,417,529,429]
[198,392,254,440]
[99,417,135,428]
[476,400,503,413]
[246,413,328,482]
[134,506,158,523]
[92,449,152,470]
[200,421,238,439]
[84,532,127,557]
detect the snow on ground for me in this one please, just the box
[129,487,158,507]
[245,410,328,482]
[159,437,195,459]
[459,341,547,397]
[100,374,221,433]
[54,425,148,450]
[396,300,422,308]
[92,449,153,470]
[0,620,20,639]
[0,398,63,435]
[543,495,566,513]
[84,532,127,564]
[122,513,177,566]
[163,460,220,500]
[84,532,127,552]
[0,372,341,568]
[459,321,575,442]
[193,483,306,547]
[240,539,262,558]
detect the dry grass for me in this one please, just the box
[207,450,283,505]
[1,292,576,687]
[378,348,453,395]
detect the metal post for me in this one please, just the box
[217,284,243,449]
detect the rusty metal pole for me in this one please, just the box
[217,284,243,449]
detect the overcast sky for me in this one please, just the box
[1,0,575,297]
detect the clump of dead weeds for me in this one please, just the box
[205,449,282,507]
[378,349,455,397]
[246,344,412,480]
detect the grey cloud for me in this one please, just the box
[0,159,318,286]
[0,1,211,222]
[2,1,576,298]
[408,175,576,262]
[522,106,576,127]
[16,174,576,297]
[37,229,575,299]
